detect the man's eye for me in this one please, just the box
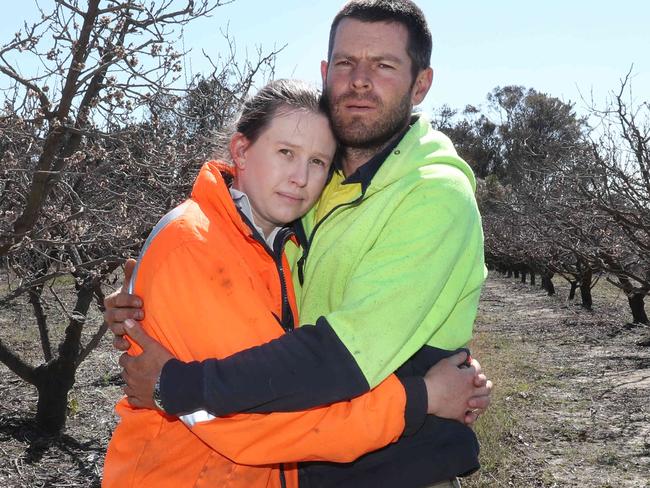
[279,149,293,157]
[378,63,394,69]
[311,158,325,166]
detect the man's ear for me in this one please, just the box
[411,67,433,106]
[320,60,328,88]
[229,132,250,169]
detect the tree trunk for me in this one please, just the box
[542,274,555,296]
[520,271,527,284]
[580,268,593,310]
[628,294,649,324]
[33,359,77,435]
[514,270,519,279]
[31,282,95,434]
[506,270,512,278]
[530,272,536,286]
[568,281,577,300]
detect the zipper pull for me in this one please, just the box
[297,255,305,286]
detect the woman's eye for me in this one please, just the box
[279,148,292,157]
[311,159,325,167]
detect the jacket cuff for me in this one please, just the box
[399,376,427,436]
[159,358,204,415]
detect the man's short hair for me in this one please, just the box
[327,0,432,80]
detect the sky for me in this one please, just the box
[2,0,649,116]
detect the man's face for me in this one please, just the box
[322,18,432,149]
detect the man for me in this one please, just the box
[106,1,489,486]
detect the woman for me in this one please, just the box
[103,79,480,488]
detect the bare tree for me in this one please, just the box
[579,71,650,323]
[0,0,278,434]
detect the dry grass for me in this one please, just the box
[461,273,649,488]
[462,310,537,487]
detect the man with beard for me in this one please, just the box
[107,1,488,486]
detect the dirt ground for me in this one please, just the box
[469,275,650,488]
[0,273,649,487]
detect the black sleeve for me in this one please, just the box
[159,317,370,415]
[158,316,429,433]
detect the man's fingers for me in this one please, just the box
[123,383,136,397]
[468,388,491,405]
[469,358,482,375]
[104,289,142,309]
[468,398,489,411]
[108,320,128,337]
[118,352,133,369]
[473,373,487,388]
[113,335,131,351]
[125,395,144,408]
[124,319,155,349]
[464,410,480,426]
[104,290,118,310]
[468,380,493,410]
[122,258,137,290]
[447,351,470,367]
[106,306,144,324]
[111,292,144,310]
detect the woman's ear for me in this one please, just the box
[229,132,250,169]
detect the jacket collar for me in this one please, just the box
[229,187,282,247]
[339,115,417,192]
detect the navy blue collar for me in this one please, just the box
[339,115,417,192]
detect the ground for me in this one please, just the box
[0,273,649,487]
[466,274,650,488]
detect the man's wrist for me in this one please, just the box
[399,376,428,436]
[152,373,165,411]
[158,358,205,416]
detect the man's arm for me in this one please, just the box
[119,320,488,465]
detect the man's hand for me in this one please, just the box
[119,319,173,410]
[464,356,492,425]
[423,351,493,425]
[104,258,145,351]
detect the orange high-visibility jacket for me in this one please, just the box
[103,162,409,488]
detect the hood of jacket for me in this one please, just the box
[365,114,477,197]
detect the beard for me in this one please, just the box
[325,87,413,150]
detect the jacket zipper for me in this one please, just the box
[236,209,295,332]
[296,194,364,286]
[271,227,295,331]
[269,231,292,487]
[234,210,293,488]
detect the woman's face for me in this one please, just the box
[232,109,336,236]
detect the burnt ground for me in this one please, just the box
[0,273,649,487]
[468,274,650,488]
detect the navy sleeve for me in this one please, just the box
[158,316,430,433]
[159,317,370,416]
[399,376,427,436]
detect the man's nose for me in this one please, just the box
[350,63,372,91]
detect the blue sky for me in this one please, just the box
[3,1,649,115]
